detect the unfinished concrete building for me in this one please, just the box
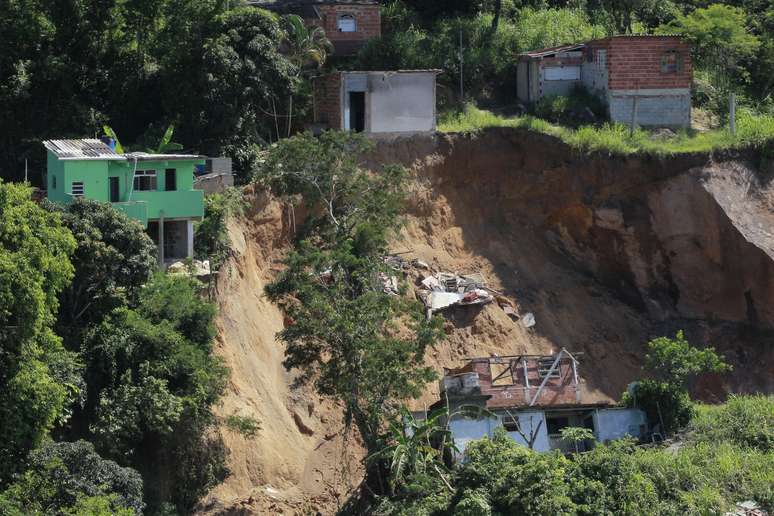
[313,70,441,134]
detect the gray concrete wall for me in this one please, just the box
[581,59,608,98]
[608,88,691,128]
[365,72,436,133]
[593,408,647,442]
[517,61,529,103]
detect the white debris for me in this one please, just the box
[522,312,536,328]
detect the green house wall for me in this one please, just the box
[46,152,204,227]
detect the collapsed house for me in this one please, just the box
[431,349,647,457]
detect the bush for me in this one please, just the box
[194,187,246,271]
[623,379,695,434]
[533,87,607,126]
[0,440,143,515]
[691,395,774,452]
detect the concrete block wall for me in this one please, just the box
[608,89,691,127]
[313,73,342,129]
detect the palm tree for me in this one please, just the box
[282,14,333,136]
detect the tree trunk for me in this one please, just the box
[490,0,502,32]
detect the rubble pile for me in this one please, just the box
[382,255,528,322]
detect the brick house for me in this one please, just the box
[251,0,381,56]
[517,35,693,128]
[313,70,440,134]
[430,350,647,456]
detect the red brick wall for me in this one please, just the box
[316,4,381,42]
[464,357,580,409]
[313,73,342,129]
[602,36,692,90]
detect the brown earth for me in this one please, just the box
[198,128,774,514]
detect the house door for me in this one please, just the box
[109,177,120,202]
[349,92,365,132]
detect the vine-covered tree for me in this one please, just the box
[260,131,443,493]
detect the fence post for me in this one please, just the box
[729,92,736,135]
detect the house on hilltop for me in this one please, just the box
[432,349,647,457]
[313,70,441,134]
[250,0,381,56]
[43,139,204,265]
[517,35,693,128]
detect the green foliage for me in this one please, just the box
[81,273,227,512]
[261,131,443,494]
[102,126,125,154]
[145,124,184,154]
[645,331,730,388]
[0,181,79,482]
[513,7,605,52]
[623,379,694,434]
[0,440,143,515]
[560,426,595,453]
[47,198,157,341]
[439,104,774,155]
[194,187,247,270]
[533,87,607,126]
[691,395,774,452]
[224,414,261,438]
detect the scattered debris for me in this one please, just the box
[417,271,493,319]
[521,312,536,328]
[167,259,211,277]
[725,501,768,516]
[379,273,400,296]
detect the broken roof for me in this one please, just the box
[521,34,687,58]
[43,139,204,162]
[519,43,586,59]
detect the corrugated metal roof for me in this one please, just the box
[43,139,122,160]
[519,43,586,58]
[44,139,204,162]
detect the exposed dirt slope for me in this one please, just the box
[201,129,774,514]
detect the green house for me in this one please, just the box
[44,139,205,264]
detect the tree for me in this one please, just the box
[560,426,594,454]
[624,331,730,434]
[282,14,333,136]
[0,181,79,482]
[81,274,227,512]
[0,440,144,515]
[261,132,443,493]
[47,198,157,344]
[645,330,730,389]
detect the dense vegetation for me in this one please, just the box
[5,0,774,184]
[0,184,229,515]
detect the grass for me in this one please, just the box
[437,104,774,156]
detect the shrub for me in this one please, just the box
[691,395,774,452]
[533,87,607,127]
[623,379,695,434]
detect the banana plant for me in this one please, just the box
[101,125,125,154]
[146,124,184,154]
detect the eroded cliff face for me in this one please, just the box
[201,129,774,514]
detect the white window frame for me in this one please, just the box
[337,14,356,32]
[596,49,607,68]
[71,181,84,197]
[544,66,581,81]
[133,169,157,192]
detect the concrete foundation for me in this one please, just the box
[608,88,691,128]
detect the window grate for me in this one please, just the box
[71,181,84,197]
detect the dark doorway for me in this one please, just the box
[109,177,120,202]
[165,169,177,191]
[349,92,365,132]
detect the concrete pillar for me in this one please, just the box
[186,219,194,259]
[158,214,165,266]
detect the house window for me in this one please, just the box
[490,359,515,386]
[537,357,561,378]
[661,51,682,73]
[133,170,157,191]
[337,14,356,32]
[502,414,520,432]
[546,416,569,436]
[71,181,84,197]
[165,169,177,191]
[596,49,607,68]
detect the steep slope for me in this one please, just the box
[200,129,774,514]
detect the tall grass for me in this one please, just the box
[438,104,774,156]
